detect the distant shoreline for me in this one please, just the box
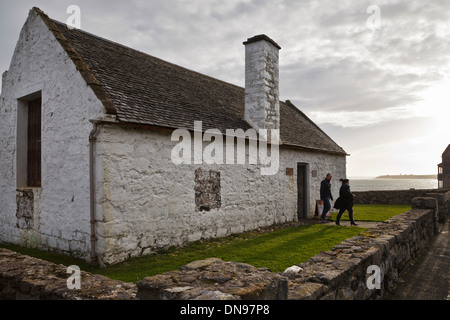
[375,174,436,180]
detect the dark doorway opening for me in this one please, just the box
[27,97,42,187]
[297,163,309,219]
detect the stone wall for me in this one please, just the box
[136,258,288,300]
[288,198,438,300]
[0,248,136,300]
[353,189,450,223]
[353,189,443,205]
[96,124,346,265]
[0,197,441,300]
[136,197,440,300]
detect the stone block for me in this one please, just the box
[337,287,355,300]
[136,258,288,300]
[412,197,437,209]
[0,248,137,300]
[288,282,326,300]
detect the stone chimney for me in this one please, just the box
[243,35,281,133]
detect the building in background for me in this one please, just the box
[438,144,450,189]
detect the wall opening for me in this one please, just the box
[194,169,221,212]
[297,163,309,219]
[16,189,34,230]
[17,92,42,188]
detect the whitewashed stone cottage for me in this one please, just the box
[0,8,347,265]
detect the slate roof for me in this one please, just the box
[34,7,346,155]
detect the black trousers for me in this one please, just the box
[336,206,356,224]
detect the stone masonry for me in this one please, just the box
[0,197,441,300]
[353,189,450,223]
[136,258,287,300]
[0,248,136,300]
[136,197,440,300]
[288,202,438,299]
[244,35,281,132]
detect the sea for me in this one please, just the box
[347,178,438,192]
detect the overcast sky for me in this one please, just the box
[1,0,449,177]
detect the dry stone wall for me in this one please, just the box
[136,197,440,300]
[136,258,288,300]
[0,197,441,300]
[354,189,450,223]
[0,248,136,300]
[288,199,438,299]
[353,189,449,205]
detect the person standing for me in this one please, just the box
[320,173,333,223]
[335,179,357,226]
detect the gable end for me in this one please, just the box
[32,7,116,115]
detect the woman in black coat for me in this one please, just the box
[335,179,357,226]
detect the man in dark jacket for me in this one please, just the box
[320,173,333,222]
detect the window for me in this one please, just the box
[17,93,42,188]
[438,164,444,189]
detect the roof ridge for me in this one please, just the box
[32,7,117,115]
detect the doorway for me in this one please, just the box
[297,163,309,219]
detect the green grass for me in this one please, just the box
[331,204,411,222]
[1,225,365,283]
[94,224,366,282]
[1,204,411,283]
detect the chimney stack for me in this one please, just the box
[243,35,281,133]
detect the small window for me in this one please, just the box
[17,93,42,188]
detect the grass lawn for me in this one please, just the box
[0,204,411,283]
[93,224,367,282]
[330,204,411,222]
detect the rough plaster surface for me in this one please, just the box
[96,125,346,265]
[244,38,280,131]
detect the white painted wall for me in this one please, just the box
[0,10,105,260]
[95,124,346,265]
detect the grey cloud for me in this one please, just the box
[281,55,423,113]
[1,1,449,118]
